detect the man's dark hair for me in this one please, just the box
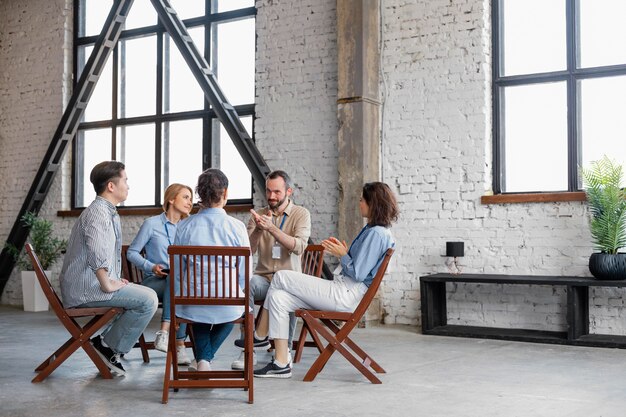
[266,170,293,189]
[90,161,125,195]
[362,182,399,227]
[196,168,229,207]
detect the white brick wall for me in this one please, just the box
[0,0,74,304]
[379,0,604,331]
[255,0,339,244]
[2,0,624,337]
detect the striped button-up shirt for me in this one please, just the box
[59,196,122,308]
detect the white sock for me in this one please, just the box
[254,331,267,340]
[274,359,289,368]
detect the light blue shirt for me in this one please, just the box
[127,212,175,279]
[340,225,395,287]
[173,207,252,324]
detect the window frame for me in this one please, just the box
[491,0,626,198]
[71,1,256,209]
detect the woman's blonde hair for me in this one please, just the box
[162,183,193,218]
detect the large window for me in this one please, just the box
[492,0,626,194]
[73,0,255,207]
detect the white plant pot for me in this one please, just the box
[21,270,49,312]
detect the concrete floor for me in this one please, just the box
[2,305,626,417]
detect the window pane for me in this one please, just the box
[119,36,156,118]
[214,18,255,105]
[116,124,156,206]
[81,0,113,37]
[169,0,205,20]
[213,0,254,13]
[502,82,568,192]
[501,0,566,76]
[579,76,626,182]
[76,128,112,207]
[162,120,204,199]
[123,0,157,30]
[79,45,113,122]
[215,117,253,200]
[579,0,626,68]
[164,27,205,114]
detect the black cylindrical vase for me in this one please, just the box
[589,253,626,280]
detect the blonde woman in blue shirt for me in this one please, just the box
[127,183,193,364]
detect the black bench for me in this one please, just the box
[420,273,626,348]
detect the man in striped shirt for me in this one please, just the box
[59,161,158,376]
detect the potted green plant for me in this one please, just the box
[5,212,67,311]
[582,156,626,280]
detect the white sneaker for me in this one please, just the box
[154,330,168,352]
[231,350,257,370]
[176,345,191,366]
[197,360,212,371]
[188,359,197,371]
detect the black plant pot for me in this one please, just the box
[589,253,626,280]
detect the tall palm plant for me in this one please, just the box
[582,156,626,254]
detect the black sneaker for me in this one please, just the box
[253,359,292,379]
[91,335,126,376]
[234,335,270,350]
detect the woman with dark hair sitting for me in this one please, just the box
[253,181,399,378]
[173,168,252,371]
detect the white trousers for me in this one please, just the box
[264,270,368,340]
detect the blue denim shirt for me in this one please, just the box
[127,212,175,279]
[340,225,395,287]
[173,207,252,324]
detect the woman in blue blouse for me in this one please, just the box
[173,168,252,372]
[253,182,399,378]
[127,183,193,364]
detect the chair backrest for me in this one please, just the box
[301,244,325,277]
[24,243,66,316]
[167,245,251,309]
[350,248,394,322]
[121,244,145,284]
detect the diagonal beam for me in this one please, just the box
[0,0,135,295]
[150,0,271,189]
[150,0,333,280]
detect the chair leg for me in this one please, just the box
[246,311,254,404]
[303,317,382,384]
[138,333,150,363]
[321,319,385,373]
[33,313,117,383]
[162,350,172,404]
[34,337,74,372]
[341,336,385,373]
[292,323,309,363]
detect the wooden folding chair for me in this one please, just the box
[295,248,394,384]
[25,243,122,383]
[162,245,254,404]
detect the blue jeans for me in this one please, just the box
[80,283,158,354]
[192,322,234,362]
[142,275,187,340]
